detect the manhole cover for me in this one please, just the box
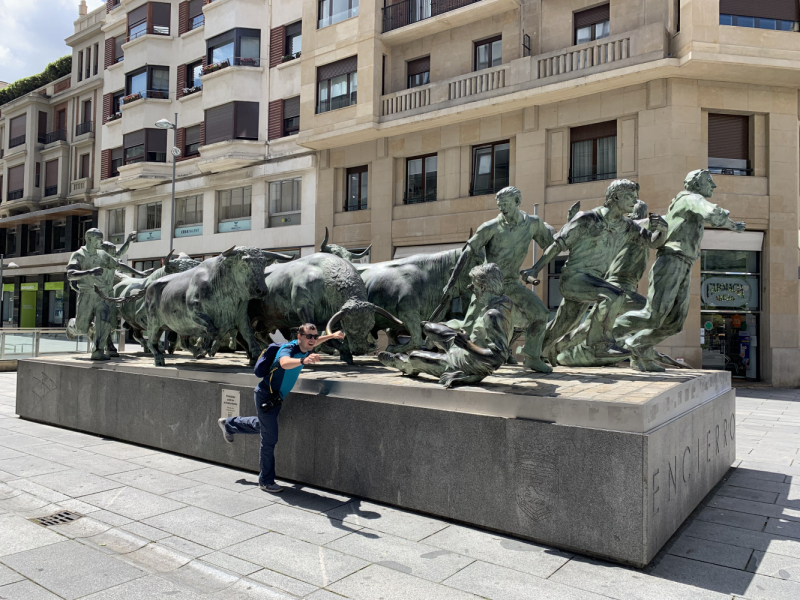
[31,511,82,527]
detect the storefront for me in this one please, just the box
[700,231,764,381]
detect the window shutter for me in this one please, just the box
[189,0,204,19]
[9,115,26,139]
[103,93,112,123]
[151,3,171,33]
[407,56,430,77]
[317,56,358,82]
[104,38,114,69]
[175,127,186,161]
[268,99,283,140]
[269,26,285,68]
[205,103,235,145]
[147,128,168,154]
[101,149,111,180]
[177,63,186,99]
[7,165,24,192]
[124,130,146,149]
[570,120,617,143]
[235,102,259,140]
[720,0,800,21]
[200,121,205,145]
[186,125,202,145]
[284,96,300,119]
[128,5,147,27]
[708,114,749,160]
[45,160,59,188]
[114,36,124,62]
[179,1,189,36]
[574,4,610,29]
[38,112,48,138]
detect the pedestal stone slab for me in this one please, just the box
[16,354,736,567]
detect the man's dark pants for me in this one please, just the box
[223,394,281,486]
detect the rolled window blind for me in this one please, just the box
[45,160,59,187]
[574,4,610,29]
[185,124,202,145]
[407,56,430,77]
[720,0,799,21]
[571,120,617,143]
[318,56,357,82]
[9,115,26,139]
[7,165,24,191]
[205,103,235,145]
[708,113,749,160]
[284,96,300,119]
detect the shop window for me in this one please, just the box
[26,226,41,255]
[570,121,617,184]
[134,259,160,271]
[78,216,94,247]
[407,56,430,89]
[268,179,301,227]
[52,220,67,252]
[719,0,800,32]
[46,279,65,326]
[108,208,126,244]
[471,140,509,196]
[474,36,501,71]
[405,154,437,204]
[317,56,357,113]
[345,166,368,211]
[217,186,252,232]
[708,113,751,176]
[318,0,359,29]
[137,202,162,241]
[574,4,610,44]
[5,229,16,256]
[2,284,13,324]
[701,249,760,380]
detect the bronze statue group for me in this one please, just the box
[67,168,744,387]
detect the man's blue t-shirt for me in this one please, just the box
[255,340,309,401]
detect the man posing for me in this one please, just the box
[218,324,344,493]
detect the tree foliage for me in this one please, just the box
[0,56,72,107]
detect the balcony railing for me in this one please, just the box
[71,178,92,194]
[37,134,46,144]
[190,15,205,29]
[449,65,506,100]
[382,86,431,116]
[202,57,260,75]
[120,90,169,105]
[536,33,632,80]
[45,130,67,144]
[404,190,437,204]
[44,185,58,197]
[382,0,482,33]
[9,135,25,148]
[76,121,93,136]
[7,189,23,201]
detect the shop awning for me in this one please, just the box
[701,230,764,252]
[393,242,465,260]
[0,204,95,228]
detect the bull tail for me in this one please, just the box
[93,285,143,305]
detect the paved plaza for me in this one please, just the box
[0,373,799,599]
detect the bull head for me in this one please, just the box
[320,227,371,262]
[325,300,403,355]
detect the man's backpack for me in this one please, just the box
[254,343,285,378]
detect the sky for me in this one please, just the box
[0,0,106,85]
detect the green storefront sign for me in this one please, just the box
[2,284,13,293]
[45,281,64,291]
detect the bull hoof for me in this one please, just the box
[154,357,166,367]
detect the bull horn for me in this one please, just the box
[325,308,347,336]
[163,248,175,266]
[262,250,295,262]
[469,228,473,238]
[93,284,142,305]
[221,246,237,257]
[320,227,331,253]
[350,244,372,259]
[369,304,404,328]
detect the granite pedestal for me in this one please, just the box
[16,353,735,567]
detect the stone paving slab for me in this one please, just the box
[1,373,800,598]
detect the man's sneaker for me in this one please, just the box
[260,483,283,494]
[217,418,234,443]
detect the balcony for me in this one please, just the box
[120,90,170,106]
[196,139,265,174]
[116,162,173,190]
[9,135,25,149]
[44,185,58,197]
[70,178,93,196]
[44,130,67,145]
[7,189,23,201]
[75,121,93,137]
[380,0,519,46]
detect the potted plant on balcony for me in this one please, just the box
[282,51,301,63]
[121,92,142,105]
[183,85,202,96]
[202,59,229,75]
[238,57,257,66]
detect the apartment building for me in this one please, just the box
[306,0,800,386]
[94,0,314,272]
[0,3,105,328]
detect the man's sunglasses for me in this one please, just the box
[301,334,320,340]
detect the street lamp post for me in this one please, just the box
[0,255,20,329]
[155,114,180,248]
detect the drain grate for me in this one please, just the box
[31,511,82,527]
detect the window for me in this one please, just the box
[78,216,94,247]
[52,220,66,252]
[111,90,125,116]
[114,36,125,63]
[83,99,93,125]
[286,21,302,57]
[708,113,751,176]
[111,147,123,176]
[471,140,509,196]
[26,227,41,255]
[85,46,92,79]
[176,195,203,226]
[206,29,261,68]
[78,100,93,135]
[128,2,170,40]
[35,163,41,188]
[138,202,162,232]
[93,43,99,75]
[474,36,501,71]
[108,208,126,243]
[123,129,167,164]
[345,166,368,211]
[317,56,357,113]
[407,56,430,89]
[5,229,16,256]
[186,60,203,90]
[318,0,359,29]
[134,259,160,271]
[7,165,24,200]
[125,65,169,101]
[78,51,84,82]
[719,0,800,31]
[218,187,252,232]
[204,102,259,145]
[268,179,301,227]
[184,124,202,157]
[80,154,91,179]
[45,159,59,197]
[9,114,26,148]
[283,96,300,136]
[189,0,204,30]
[570,121,617,184]
[574,4,610,45]
[405,154,437,204]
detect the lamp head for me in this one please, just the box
[7,263,18,269]
[154,119,175,130]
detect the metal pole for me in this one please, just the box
[169,112,178,249]
[0,254,4,330]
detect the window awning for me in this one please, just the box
[701,230,763,252]
[0,204,95,229]
[393,242,465,260]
